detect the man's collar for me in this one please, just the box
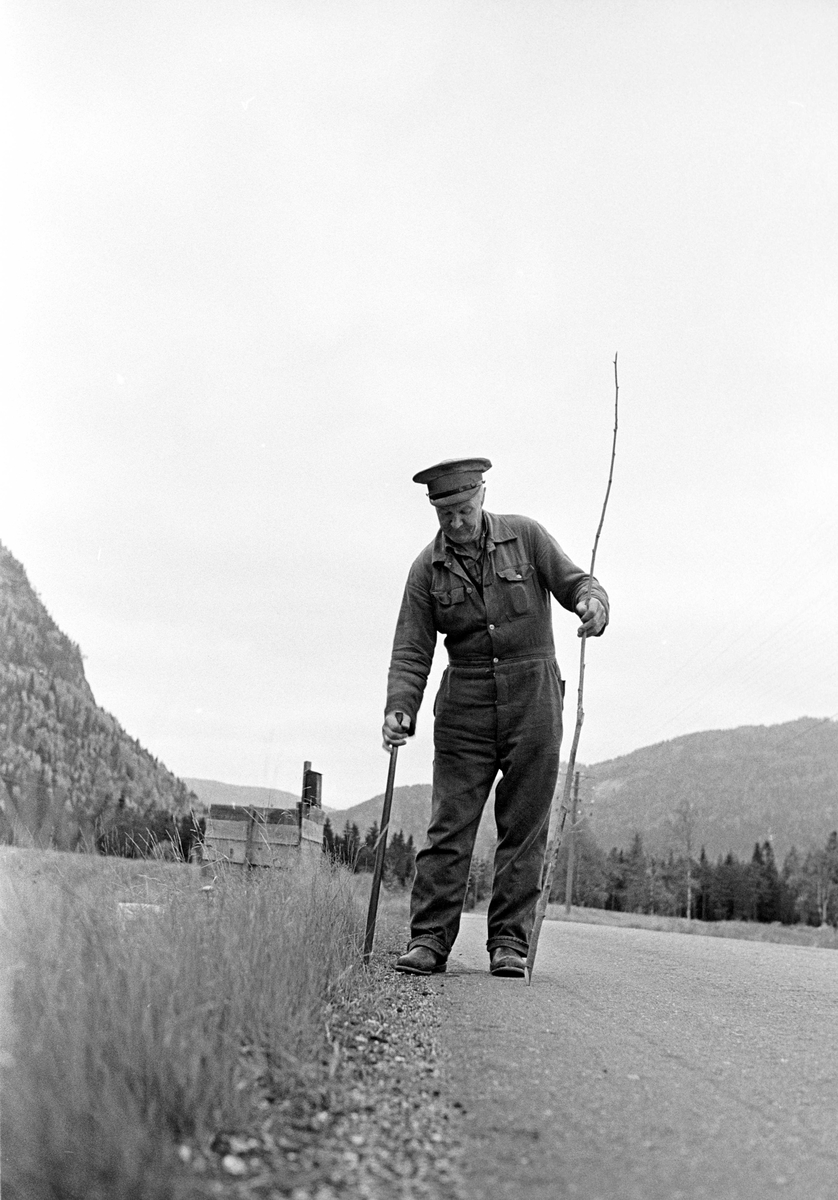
[432,511,518,563]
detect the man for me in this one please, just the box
[383,457,608,977]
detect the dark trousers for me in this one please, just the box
[408,655,563,958]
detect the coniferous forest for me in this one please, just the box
[322,811,838,931]
[322,817,418,888]
[463,825,838,929]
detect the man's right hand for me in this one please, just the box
[382,711,411,750]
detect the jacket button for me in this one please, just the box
[466,587,473,594]
[493,657,499,664]
[489,624,495,630]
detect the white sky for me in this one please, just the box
[2,1,837,808]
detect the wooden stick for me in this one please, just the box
[525,354,620,984]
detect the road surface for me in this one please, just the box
[437,914,838,1200]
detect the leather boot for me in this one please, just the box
[489,946,527,977]
[394,946,447,975]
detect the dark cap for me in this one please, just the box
[412,457,492,505]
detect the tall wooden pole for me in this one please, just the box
[564,770,580,914]
[525,354,620,985]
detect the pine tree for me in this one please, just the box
[624,833,648,913]
[696,846,714,920]
[754,840,782,923]
[604,847,627,911]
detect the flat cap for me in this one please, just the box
[412,457,492,505]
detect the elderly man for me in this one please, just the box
[383,457,608,977]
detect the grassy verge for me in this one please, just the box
[543,901,838,949]
[0,848,371,1199]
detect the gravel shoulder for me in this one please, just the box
[177,923,465,1200]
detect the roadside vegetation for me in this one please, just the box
[0,847,444,1200]
[543,901,838,949]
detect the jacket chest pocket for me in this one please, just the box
[431,585,468,629]
[496,563,535,618]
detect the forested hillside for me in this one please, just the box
[0,541,194,848]
[586,719,838,858]
[317,783,498,861]
[320,719,838,864]
[324,784,433,850]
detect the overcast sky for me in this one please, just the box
[2,1,836,808]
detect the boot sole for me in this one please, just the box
[490,964,526,977]
[394,961,447,975]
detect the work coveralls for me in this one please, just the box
[386,511,609,959]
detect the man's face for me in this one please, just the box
[434,487,485,544]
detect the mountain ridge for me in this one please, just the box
[184,778,301,812]
[584,716,838,858]
[5,538,836,861]
[0,540,194,848]
[188,718,838,861]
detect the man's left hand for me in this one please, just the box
[575,597,607,638]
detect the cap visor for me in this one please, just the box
[428,484,483,507]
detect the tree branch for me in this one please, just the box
[525,353,620,984]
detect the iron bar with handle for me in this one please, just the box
[363,711,405,964]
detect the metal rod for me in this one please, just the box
[363,713,404,964]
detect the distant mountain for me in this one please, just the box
[324,719,838,863]
[584,718,838,859]
[324,782,500,861]
[0,541,194,848]
[189,717,838,865]
[185,778,464,856]
[325,784,432,848]
[185,778,300,813]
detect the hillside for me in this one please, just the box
[183,779,464,856]
[191,717,838,864]
[185,778,300,813]
[325,783,435,849]
[187,710,835,864]
[0,541,195,848]
[585,718,838,859]
[322,783,502,861]
[311,719,838,862]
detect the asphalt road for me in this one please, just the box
[436,914,838,1200]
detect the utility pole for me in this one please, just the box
[564,771,581,914]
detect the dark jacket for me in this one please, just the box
[385,511,609,729]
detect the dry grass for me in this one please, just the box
[0,847,371,1200]
[544,902,838,949]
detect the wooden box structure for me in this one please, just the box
[201,764,325,869]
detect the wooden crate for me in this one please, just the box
[202,802,325,868]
